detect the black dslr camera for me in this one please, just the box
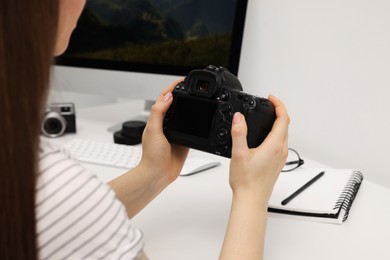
[163,65,276,158]
[41,103,76,138]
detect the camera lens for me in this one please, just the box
[41,112,67,138]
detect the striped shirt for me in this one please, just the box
[36,141,144,259]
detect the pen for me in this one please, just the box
[281,171,325,206]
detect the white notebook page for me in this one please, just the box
[269,168,353,214]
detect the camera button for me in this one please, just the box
[216,127,230,144]
[207,65,218,71]
[248,99,256,107]
[220,91,230,101]
[221,103,232,113]
[218,129,228,139]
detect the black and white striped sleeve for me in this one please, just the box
[36,142,144,260]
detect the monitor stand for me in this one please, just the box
[106,100,154,133]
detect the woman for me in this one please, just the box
[0,0,289,259]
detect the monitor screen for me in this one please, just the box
[56,0,248,76]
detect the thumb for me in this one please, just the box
[147,92,173,133]
[231,112,249,158]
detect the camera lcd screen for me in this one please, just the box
[171,96,217,139]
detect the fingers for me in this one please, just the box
[269,95,290,133]
[256,95,289,162]
[146,78,184,132]
[161,78,184,96]
[263,95,290,144]
[232,95,289,160]
[231,112,249,159]
[146,92,173,135]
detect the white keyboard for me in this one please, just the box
[63,138,221,175]
[64,139,142,169]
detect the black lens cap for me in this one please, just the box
[121,121,146,138]
[113,120,146,145]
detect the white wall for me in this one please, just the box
[238,0,390,187]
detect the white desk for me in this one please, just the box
[47,100,390,260]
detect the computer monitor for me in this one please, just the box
[52,0,248,119]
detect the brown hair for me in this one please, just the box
[0,1,59,259]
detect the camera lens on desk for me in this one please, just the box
[41,112,67,137]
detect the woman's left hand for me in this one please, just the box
[109,79,189,218]
[138,79,190,184]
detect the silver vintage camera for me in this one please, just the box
[41,103,76,138]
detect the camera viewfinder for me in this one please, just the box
[61,106,71,113]
[197,80,209,93]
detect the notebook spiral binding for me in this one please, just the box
[333,171,364,222]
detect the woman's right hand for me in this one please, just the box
[220,96,289,260]
[229,95,290,205]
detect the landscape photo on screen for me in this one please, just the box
[63,0,239,68]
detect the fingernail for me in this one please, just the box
[233,112,242,124]
[162,92,172,102]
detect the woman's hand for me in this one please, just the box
[229,95,290,202]
[220,95,289,260]
[137,79,190,185]
[109,79,189,218]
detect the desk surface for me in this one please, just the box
[47,100,390,260]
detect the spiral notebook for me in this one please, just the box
[268,168,363,224]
